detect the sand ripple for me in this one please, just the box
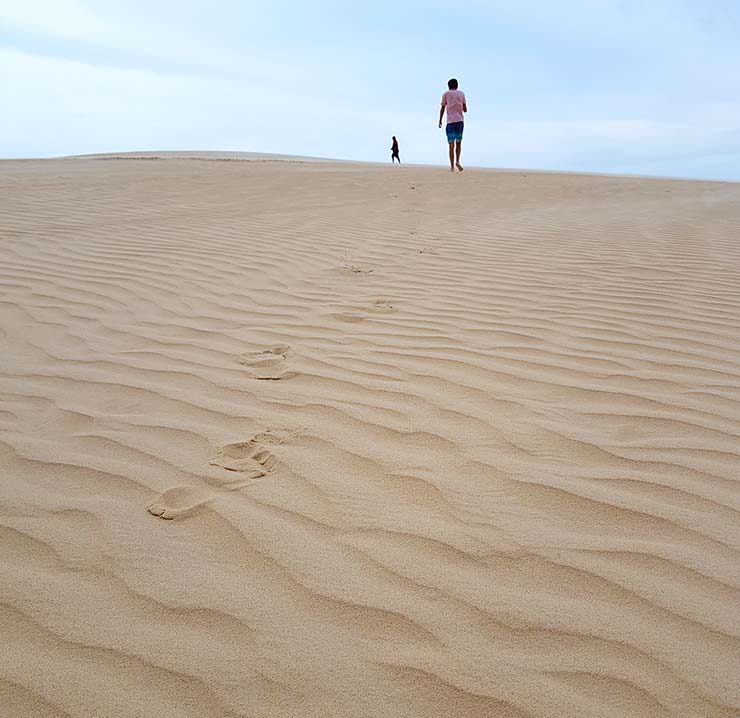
[1,156,739,717]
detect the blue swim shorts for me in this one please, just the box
[446,121,464,143]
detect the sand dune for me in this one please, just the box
[1,155,739,717]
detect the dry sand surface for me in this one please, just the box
[1,154,739,718]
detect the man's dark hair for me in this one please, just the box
[448,78,458,89]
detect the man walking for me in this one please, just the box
[438,78,467,172]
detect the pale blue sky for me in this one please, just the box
[2,0,740,179]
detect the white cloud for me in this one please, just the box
[0,0,317,87]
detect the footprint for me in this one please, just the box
[210,440,277,473]
[149,429,302,519]
[207,439,276,489]
[147,486,212,520]
[238,345,296,379]
[207,455,268,489]
[209,454,268,476]
[252,426,303,445]
[209,427,301,477]
[368,299,396,314]
[238,345,289,367]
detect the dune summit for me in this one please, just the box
[1,154,739,717]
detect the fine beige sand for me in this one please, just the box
[1,154,739,718]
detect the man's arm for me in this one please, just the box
[438,103,445,128]
[463,102,468,113]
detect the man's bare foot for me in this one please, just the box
[450,166,455,172]
[456,163,464,172]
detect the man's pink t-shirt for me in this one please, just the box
[442,89,466,124]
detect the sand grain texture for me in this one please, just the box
[1,156,739,717]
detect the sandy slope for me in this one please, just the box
[1,155,739,718]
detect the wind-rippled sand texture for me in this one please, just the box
[1,155,739,717]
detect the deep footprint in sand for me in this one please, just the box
[149,430,301,518]
[209,440,276,473]
[208,427,300,485]
[147,486,212,520]
[238,345,296,379]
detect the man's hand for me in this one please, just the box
[438,121,442,129]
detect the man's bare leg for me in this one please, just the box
[449,143,456,171]
[455,141,463,171]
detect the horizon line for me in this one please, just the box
[2,149,738,186]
